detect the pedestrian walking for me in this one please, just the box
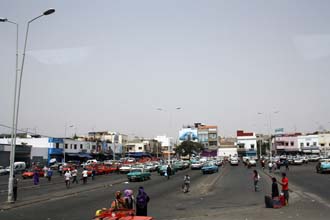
[43,165,48,178]
[92,169,96,180]
[268,161,273,173]
[64,170,71,188]
[252,170,260,192]
[33,170,39,185]
[281,172,289,205]
[59,164,63,176]
[116,164,120,174]
[13,175,18,201]
[166,165,171,180]
[285,159,289,171]
[136,186,150,216]
[71,167,78,184]
[261,159,265,170]
[82,168,88,184]
[47,168,53,182]
[271,177,279,199]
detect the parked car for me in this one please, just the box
[22,168,44,179]
[293,157,303,165]
[158,165,176,176]
[119,164,132,174]
[308,155,321,162]
[127,168,151,182]
[230,158,239,166]
[0,166,9,175]
[191,161,203,170]
[248,159,257,166]
[316,159,330,174]
[201,162,219,174]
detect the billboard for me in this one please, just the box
[179,128,198,141]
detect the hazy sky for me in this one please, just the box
[1,0,330,139]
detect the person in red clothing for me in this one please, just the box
[281,172,289,205]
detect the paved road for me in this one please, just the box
[0,162,329,220]
[281,162,330,203]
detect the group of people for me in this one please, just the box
[261,159,289,173]
[110,186,150,216]
[253,169,290,206]
[63,168,90,188]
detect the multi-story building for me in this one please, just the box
[236,130,257,157]
[197,124,218,148]
[297,134,320,154]
[179,123,218,148]
[0,135,97,165]
[318,132,330,156]
[274,133,300,154]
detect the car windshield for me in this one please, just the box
[130,169,142,173]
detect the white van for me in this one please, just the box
[81,159,97,167]
[14,162,26,173]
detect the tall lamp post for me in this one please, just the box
[258,111,279,160]
[1,8,55,203]
[156,107,182,164]
[64,124,74,163]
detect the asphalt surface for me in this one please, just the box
[0,162,329,220]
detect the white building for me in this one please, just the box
[0,136,96,164]
[155,135,173,151]
[236,130,257,157]
[297,134,320,154]
[318,133,330,156]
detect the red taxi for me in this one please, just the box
[22,167,44,179]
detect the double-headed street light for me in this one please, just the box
[1,8,55,203]
[156,107,182,164]
[258,111,280,160]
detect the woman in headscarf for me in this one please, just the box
[124,189,134,209]
[33,170,39,185]
[111,191,125,210]
[136,186,150,216]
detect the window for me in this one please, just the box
[55,143,59,149]
[306,142,310,147]
[74,144,77,150]
[138,147,142,150]
[300,143,304,147]
[285,142,289,146]
[251,144,255,149]
[92,145,96,150]
[320,143,325,147]
[313,142,317,146]
[80,144,83,149]
[70,144,73,149]
[290,142,294,146]
[65,144,68,149]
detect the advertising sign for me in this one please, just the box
[179,128,198,141]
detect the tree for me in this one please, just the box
[175,141,204,158]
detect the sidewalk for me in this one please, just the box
[0,176,127,211]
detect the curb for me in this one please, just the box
[0,177,127,211]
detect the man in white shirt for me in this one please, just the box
[82,169,88,184]
[64,170,71,188]
[72,168,78,184]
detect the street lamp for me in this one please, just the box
[156,107,182,164]
[64,124,74,162]
[1,8,55,203]
[258,111,279,160]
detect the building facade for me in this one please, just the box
[236,130,257,157]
